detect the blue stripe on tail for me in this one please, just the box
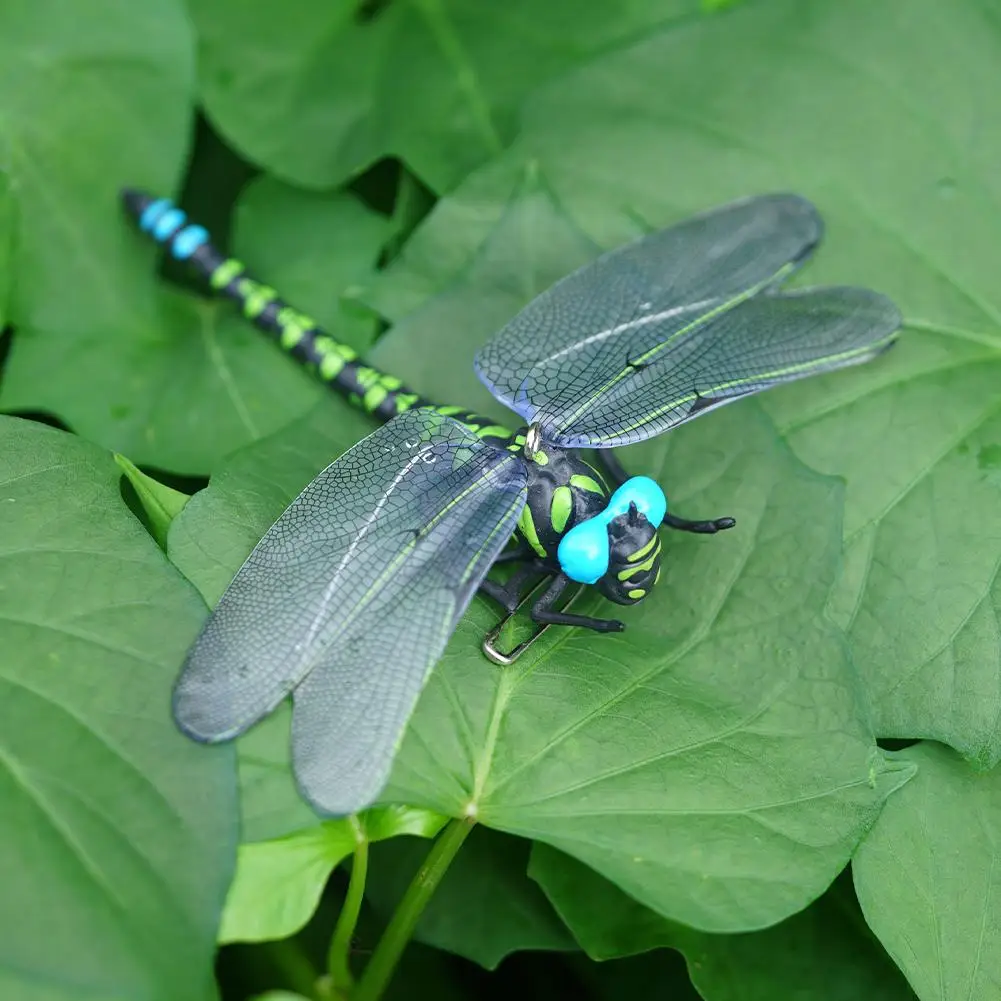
[135,196,209,260]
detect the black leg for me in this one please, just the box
[531,573,624,633]
[479,559,547,613]
[662,511,735,534]
[491,542,536,564]
[598,452,735,534]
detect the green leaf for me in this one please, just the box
[220,807,446,944]
[0,0,195,415]
[169,340,908,932]
[366,827,576,969]
[532,845,917,1000]
[0,416,236,1001]
[854,743,1001,1001]
[0,171,14,330]
[3,172,388,474]
[114,453,190,549]
[189,0,701,192]
[369,0,1001,767]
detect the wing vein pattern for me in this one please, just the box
[174,408,528,815]
[475,193,901,448]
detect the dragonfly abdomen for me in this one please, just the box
[121,189,519,449]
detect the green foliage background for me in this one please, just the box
[1,0,999,999]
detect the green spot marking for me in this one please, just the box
[319,353,347,380]
[617,548,658,579]
[654,567,661,586]
[628,588,646,600]
[518,506,547,557]
[277,307,317,349]
[381,375,403,391]
[437,405,463,416]
[533,450,549,466]
[241,281,278,318]
[395,393,420,413]
[570,473,605,495]
[210,259,243,289]
[551,486,573,533]
[364,385,389,411]
[353,367,381,390]
[628,535,659,562]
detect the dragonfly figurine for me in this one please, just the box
[124,189,900,816]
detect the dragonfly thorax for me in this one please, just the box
[515,437,663,606]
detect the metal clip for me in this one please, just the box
[481,575,582,666]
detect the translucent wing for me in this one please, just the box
[173,409,527,816]
[476,193,896,445]
[475,194,823,433]
[527,286,901,448]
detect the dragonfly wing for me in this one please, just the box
[475,194,823,432]
[543,286,902,448]
[173,408,527,816]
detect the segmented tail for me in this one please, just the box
[122,188,517,446]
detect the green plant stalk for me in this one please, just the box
[327,822,370,993]
[265,938,323,1001]
[354,816,475,1001]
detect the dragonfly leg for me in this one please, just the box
[599,452,735,534]
[479,559,548,613]
[662,511,735,534]
[531,573,624,633]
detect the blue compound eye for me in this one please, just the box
[557,476,667,583]
[606,476,667,527]
[557,518,610,584]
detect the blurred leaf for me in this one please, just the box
[854,744,1001,1001]
[532,845,917,1001]
[168,193,908,929]
[220,807,446,944]
[368,0,1001,768]
[0,0,194,336]
[3,174,387,474]
[189,0,700,193]
[115,453,191,549]
[0,416,236,1001]
[366,827,576,969]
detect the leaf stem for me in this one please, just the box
[354,816,475,1001]
[327,819,370,993]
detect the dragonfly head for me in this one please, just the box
[597,503,662,605]
[557,475,667,605]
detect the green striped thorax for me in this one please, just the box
[516,428,664,607]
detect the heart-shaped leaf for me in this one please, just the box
[169,354,908,932]
[0,416,236,1001]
